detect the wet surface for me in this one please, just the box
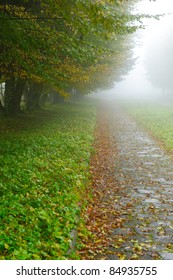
[105,104,173,260]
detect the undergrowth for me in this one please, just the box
[0,101,96,260]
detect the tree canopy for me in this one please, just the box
[0,0,141,115]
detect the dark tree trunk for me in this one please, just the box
[14,79,26,114]
[0,101,5,116]
[39,93,48,107]
[4,77,16,116]
[23,87,34,110]
[4,77,26,116]
[23,82,43,110]
[33,91,42,108]
[49,92,64,104]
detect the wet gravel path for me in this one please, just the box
[105,103,173,260]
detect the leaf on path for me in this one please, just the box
[78,109,124,259]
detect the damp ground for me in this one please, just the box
[79,100,173,260]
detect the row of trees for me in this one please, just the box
[0,0,140,116]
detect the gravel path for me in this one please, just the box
[104,102,173,260]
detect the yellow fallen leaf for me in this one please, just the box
[118,254,126,260]
[4,244,9,250]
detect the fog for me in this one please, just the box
[90,0,173,104]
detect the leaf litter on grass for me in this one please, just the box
[78,106,122,259]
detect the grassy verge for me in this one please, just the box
[123,101,173,152]
[0,101,96,260]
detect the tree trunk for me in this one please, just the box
[24,82,43,110]
[4,77,16,116]
[39,93,48,107]
[14,79,26,114]
[33,91,42,108]
[4,77,26,116]
[0,101,5,116]
[49,92,64,104]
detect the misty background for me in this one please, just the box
[90,0,173,104]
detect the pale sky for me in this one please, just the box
[135,0,173,15]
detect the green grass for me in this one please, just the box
[123,101,173,152]
[0,101,96,260]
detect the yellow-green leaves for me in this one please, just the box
[0,0,138,95]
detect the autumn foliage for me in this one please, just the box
[0,0,138,115]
